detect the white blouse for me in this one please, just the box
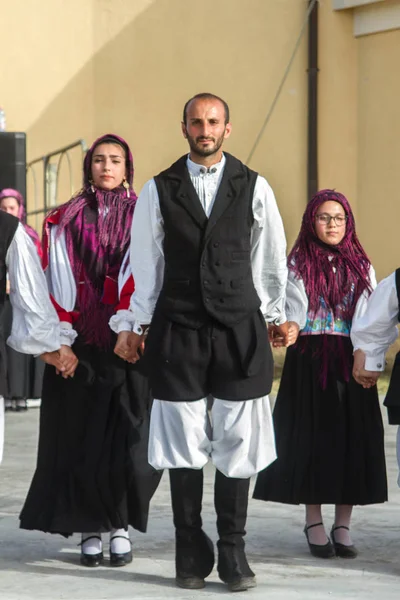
[46,225,132,345]
[285,264,377,334]
[351,271,399,371]
[7,224,61,355]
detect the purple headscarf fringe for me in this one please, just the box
[289,189,372,388]
[296,334,352,389]
[47,134,137,349]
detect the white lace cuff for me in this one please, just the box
[60,321,78,347]
[109,310,136,334]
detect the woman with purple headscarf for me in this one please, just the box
[0,188,44,411]
[0,188,42,257]
[19,134,161,567]
[254,190,387,559]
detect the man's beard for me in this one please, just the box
[186,131,225,157]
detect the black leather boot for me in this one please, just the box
[215,470,256,592]
[169,468,215,589]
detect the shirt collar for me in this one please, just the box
[186,153,226,177]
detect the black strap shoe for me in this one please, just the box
[331,525,358,558]
[304,522,335,559]
[79,535,104,567]
[110,535,133,567]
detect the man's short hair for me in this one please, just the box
[183,93,230,125]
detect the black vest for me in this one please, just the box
[0,211,19,395]
[154,153,261,328]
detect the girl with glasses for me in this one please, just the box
[253,189,387,559]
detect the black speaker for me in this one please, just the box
[0,132,26,202]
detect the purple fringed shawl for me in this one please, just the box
[51,134,137,349]
[288,189,372,386]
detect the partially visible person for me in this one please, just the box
[351,269,400,479]
[19,134,161,568]
[0,188,42,255]
[0,209,64,464]
[253,189,387,559]
[0,188,44,411]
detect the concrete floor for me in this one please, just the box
[1,404,400,599]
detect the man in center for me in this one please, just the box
[115,93,288,591]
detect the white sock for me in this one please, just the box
[81,533,102,555]
[110,528,131,554]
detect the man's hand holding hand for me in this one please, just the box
[114,331,134,361]
[124,332,146,363]
[352,349,380,388]
[268,321,290,348]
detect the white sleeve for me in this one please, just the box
[109,249,137,334]
[285,270,308,329]
[351,271,399,371]
[118,249,131,294]
[6,224,61,354]
[47,226,78,346]
[352,264,377,323]
[251,176,288,324]
[129,179,165,328]
[47,226,77,310]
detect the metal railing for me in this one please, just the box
[26,139,88,228]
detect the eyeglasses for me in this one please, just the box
[315,214,347,226]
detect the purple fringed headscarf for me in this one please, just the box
[0,188,41,250]
[289,189,371,323]
[289,189,372,386]
[49,134,137,349]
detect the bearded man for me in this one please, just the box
[113,93,288,591]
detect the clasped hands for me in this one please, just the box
[40,345,79,378]
[115,323,299,361]
[269,321,299,348]
[40,332,144,376]
[352,349,381,388]
[114,331,145,363]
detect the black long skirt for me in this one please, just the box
[253,336,387,506]
[2,297,45,399]
[19,342,162,536]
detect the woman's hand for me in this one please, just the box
[286,321,300,347]
[58,345,79,378]
[115,331,145,363]
[40,350,66,373]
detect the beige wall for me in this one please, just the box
[2,0,399,278]
[1,0,95,154]
[318,1,358,210]
[0,0,309,249]
[319,1,400,280]
[356,28,400,279]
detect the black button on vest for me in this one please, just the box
[154,153,261,328]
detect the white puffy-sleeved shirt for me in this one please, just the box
[110,154,288,334]
[45,223,135,345]
[351,271,399,372]
[285,263,377,336]
[6,223,61,355]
